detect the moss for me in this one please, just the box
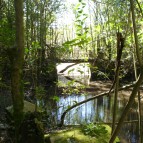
[6,100,36,114]
[48,125,120,143]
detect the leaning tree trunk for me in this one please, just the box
[11,0,24,142]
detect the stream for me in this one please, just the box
[56,63,142,143]
[57,94,139,143]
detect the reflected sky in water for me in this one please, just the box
[57,93,140,143]
[57,94,118,124]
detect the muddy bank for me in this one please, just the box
[58,80,143,101]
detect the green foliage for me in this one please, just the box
[51,95,60,102]
[0,19,16,47]
[36,86,46,100]
[61,0,90,53]
[81,123,108,138]
[32,41,41,50]
[35,86,46,111]
[19,112,44,143]
[97,70,110,80]
[5,104,45,143]
[49,126,120,143]
[61,79,86,95]
[73,0,90,48]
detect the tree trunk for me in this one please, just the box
[11,0,24,142]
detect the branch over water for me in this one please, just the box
[58,82,137,127]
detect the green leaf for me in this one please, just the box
[25,48,29,54]
[52,96,60,102]
[24,82,30,85]
[62,39,77,46]
[68,68,75,74]
[78,10,83,13]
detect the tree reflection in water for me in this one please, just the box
[57,94,140,143]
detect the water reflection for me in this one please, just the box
[56,63,141,143]
[57,94,140,143]
[58,95,112,124]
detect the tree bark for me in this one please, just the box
[112,32,124,133]
[11,0,24,142]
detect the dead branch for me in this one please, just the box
[58,81,137,127]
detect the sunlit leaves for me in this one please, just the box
[73,0,90,49]
[51,96,60,102]
[95,24,101,33]
[81,123,108,138]
[25,48,29,54]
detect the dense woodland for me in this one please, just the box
[0,0,143,143]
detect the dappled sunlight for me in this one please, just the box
[49,125,120,143]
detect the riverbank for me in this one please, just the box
[58,79,143,102]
